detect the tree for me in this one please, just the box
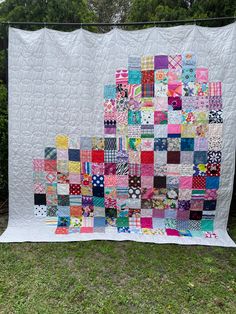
[126,0,236,28]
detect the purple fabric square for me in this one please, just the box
[154,55,168,69]
[178,200,191,211]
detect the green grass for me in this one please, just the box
[0,214,235,314]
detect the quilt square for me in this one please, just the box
[154,55,168,69]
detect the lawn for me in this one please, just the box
[0,214,235,314]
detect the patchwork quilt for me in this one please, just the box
[1,26,236,246]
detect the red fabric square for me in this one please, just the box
[141,151,154,164]
[141,70,154,84]
[69,184,81,195]
[206,163,221,177]
[80,227,94,233]
[55,227,69,234]
[141,217,153,229]
[167,151,180,164]
[92,150,104,163]
[105,163,116,175]
[192,176,206,189]
[44,160,57,171]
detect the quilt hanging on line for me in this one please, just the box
[1,25,236,246]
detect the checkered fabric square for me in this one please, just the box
[104,150,117,163]
[209,82,222,96]
[129,217,141,228]
[141,56,154,71]
[168,55,182,70]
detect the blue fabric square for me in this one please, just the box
[152,218,165,229]
[168,133,181,138]
[203,200,217,211]
[182,67,196,83]
[57,216,70,227]
[154,138,167,151]
[69,149,80,161]
[94,217,106,228]
[181,138,194,151]
[194,151,207,164]
[104,84,116,99]
[93,186,104,197]
[182,53,196,67]
[128,70,141,84]
[206,177,220,189]
[57,206,70,216]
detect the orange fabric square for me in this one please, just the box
[70,206,83,216]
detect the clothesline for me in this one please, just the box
[0,16,235,27]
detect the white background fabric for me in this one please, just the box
[1,24,236,246]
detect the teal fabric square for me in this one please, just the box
[128,110,141,125]
[181,138,194,151]
[93,196,105,208]
[128,70,141,84]
[104,85,116,99]
[182,67,196,83]
[201,219,214,231]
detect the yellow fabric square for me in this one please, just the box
[69,161,81,173]
[141,56,154,71]
[181,125,196,138]
[55,135,69,149]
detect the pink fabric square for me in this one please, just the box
[168,82,182,97]
[154,97,168,110]
[209,82,222,96]
[116,69,128,84]
[57,149,68,160]
[105,175,117,187]
[153,209,165,218]
[179,176,193,189]
[205,189,218,200]
[168,124,181,134]
[92,163,105,175]
[191,200,204,210]
[34,182,45,194]
[141,217,153,228]
[33,159,45,171]
[196,68,208,83]
[141,176,153,188]
[141,187,154,199]
[141,164,154,176]
[69,173,81,184]
[80,227,93,233]
[166,228,179,236]
[168,69,182,82]
[117,175,128,186]
[177,210,190,220]
[154,111,167,124]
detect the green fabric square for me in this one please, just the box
[201,219,214,232]
[117,217,129,227]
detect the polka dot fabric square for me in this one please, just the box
[33,52,223,239]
